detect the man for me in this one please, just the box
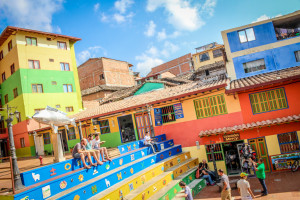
[250,158,268,196]
[144,131,159,154]
[72,139,96,169]
[198,159,216,179]
[92,134,112,162]
[85,135,103,165]
[199,169,215,186]
[176,181,193,200]
[218,169,232,200]
[237,172,255,200]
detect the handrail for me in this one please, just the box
[0,156,15,194]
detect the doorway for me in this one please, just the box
[118,115,136,143]
[0,139,8,157]
[248,137,271,172]
[81,126,91,139]
[59,129,69,152]
[222,140,244,175]
[135,112,151,140]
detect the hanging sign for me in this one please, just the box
[174,103,184,119]
[223,133,240,142]
[154,108,162,126]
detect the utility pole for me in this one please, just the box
[146,105,155,138]
[210,140,220,183]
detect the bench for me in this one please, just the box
[216,179,239,192]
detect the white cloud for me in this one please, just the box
[252,14,282,23]
[114,0,134,14]
[161,41,179,57]
[94,3,100,12]
[77,46,107,65]
[114,13,126,23]
[101,13,109,22]
[135,54,164,76]
[144,20,156,37]
[146,46,159,56]
[146,0,216,31]
[157,29,167,40]
[0,0,63,33]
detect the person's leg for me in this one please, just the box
[153,142,159,152]
[86,152,97,166]
[221,190,229,200]
[91,151,103,165]
[102,147,112,161]
[80,153,90,169]
[147,144,156,153]
[226,189,232,200]
[202,175,214,185]
[258,178,268,194]
[95,149,103,163]
[99,148,106,161]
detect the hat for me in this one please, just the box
[240,172,248,177]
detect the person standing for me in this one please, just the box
[237,172,255,200]
[251,158,268,196]
[218,169,232,200]
[176,181,193,200]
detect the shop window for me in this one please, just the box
[199,52,210,62]
[161,105,176,124]
[60,62,70,71]
[57,41,67,50]
[32,84,43,93]
[63,84,73,93]
[278,132,300,154]
[194,94,227,119]
[4,94,8,104]
[43,132,51,144]
[205,144,224,162]
[2,72,6,82]
[8,40,12,51]
[66,106,74,112]
[0,51,3,61]
[25,37,37,46]
[213,49,223,58]
[295,50,300,62]
[100,119,110,134]
[249,87,288,114]
[67,127,76,140]
[28,60,40,69]
[20,138,25,148]
[238,28,255,43]
[13,88,18,98]
[10,64,15,75]
[243,59,266,73]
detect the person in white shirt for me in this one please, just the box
[237,172,255,200]
[144,131,159,154]
[92,134,112,162]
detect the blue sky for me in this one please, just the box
[1,0,300,76]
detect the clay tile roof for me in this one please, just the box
[194,60,225,73]
[199,114,300,137]
[81,85,127,96]
[227,66,300,93]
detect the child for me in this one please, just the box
[176,181,193,200]
[144,131,159,154]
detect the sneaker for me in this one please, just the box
[261,193,268,196]
[210,183,216,186]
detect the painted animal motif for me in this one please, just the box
[117,172,122,180]
[32,173,40,182]
[105,179,111,187]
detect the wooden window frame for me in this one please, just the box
[277,132,300,154]
[67,127,76,140]
[8,40,12,51]
[4,94,8,104]
[13,88,18,98]
[161,105,176,124]
[60,62,70,71]
[0,51,3,61]
[238,28,256,43]
[194,94,228,119]
[199,52,210,62]
[99,119,111,134]
[25,36,37,46]
[205,143,224,162]
[66,106,74,112]
[2,72,6,82]
[249,87,288,115]
[43,132,51,145]
[212,49,223,58]
[28,60,40,69]
[10,63,15,75]
[57,41,67,50]
[31,84,44,93]
[63,84,73,93]
[20,138,25,148]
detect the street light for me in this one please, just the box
[209,140,221,183]
[146,104,155,138]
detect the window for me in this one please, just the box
[238,28,256,43]
[161,105,176,124]
[17,112,21,123]
[46,37,52,41]
[34,108,43,113]
[243,59,266,73]
[278,132,299,153]
[199,52,210,62]
[10,64,15,75]
[49,58,54,62]
[2,72,6,82]
[56,105,61,108]
[8,40,12,51]
[67,127,76,140]
[99,74,104,80]
[13,88,18,98]
[66,106,74,112]
[25,37,37,46]
[0,51,3,61]
[100,120,111,134]
[20,138,25,148]
[60,62,70,71]
[205,69,210,76]
[249,87,288,114]
[194,94,227,119]
[63,84,73,93]
[51,81,57,85]
[295,50,300,62]
[92,118,98,125]
[28,60,40,69]
[32,84,43,93]
[205,144,224,162]
[213,49,223,58]
[4,94,8,104]
[57,41,67,50]
[43,133,51,144]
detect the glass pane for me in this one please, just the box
[295,51,300,62]
[238,30,247,43]
[37,85,43,93]
[60,63,65,71]
[34,61,40,69]
[32,85,37,93]
[68,85,73,92]
[246,28,255,41]
[26,38,31,45]
[32,38,37,46]
[65,63,70,71]
[63,85,68,92]
[28,60,34,69]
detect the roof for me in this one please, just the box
[83,101,100,109]
[226,66,300,93]
[194,61,225,73]
[81,85,127,96]
[199,114,300,137]
[72,77,228,121]
[0,26,81,46]
[78,57,133,68]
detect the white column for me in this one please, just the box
[51,129,65,163]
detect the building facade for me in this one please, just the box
[0,26,82,157]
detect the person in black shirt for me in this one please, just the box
[197,159,216,183]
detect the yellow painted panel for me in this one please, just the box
[16,146,32,157]
[164,152,191,171]
[1,94,26,126]
[29,134,35,146]
[173,159,199,179]
[265,134,280,156]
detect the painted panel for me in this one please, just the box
[270,152,300,171]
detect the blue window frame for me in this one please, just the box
[277,132,300,154]
[99,120,110,134]
[67,127,76,140]
[43,132,51,144]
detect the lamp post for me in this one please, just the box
[209,140,220,183]
[146,104,155,138]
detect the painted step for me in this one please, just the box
[118,134,166,154]
[125,158,199,200]
[45,145,182,200]
[188,179,206,198]
[90,152,191,200]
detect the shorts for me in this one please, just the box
[73,153,81,159]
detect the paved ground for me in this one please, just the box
[194,171,300,200]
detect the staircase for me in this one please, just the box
[14,134,205,200]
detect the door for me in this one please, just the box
[35,135,44,156]
[59,129,69,152]
[82,126,91,139]
[135,112,151,140]
[118,115,136,143]
[249,137,271,172]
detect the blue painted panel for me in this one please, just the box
[227,22,277,53]
[233,42,300,79]
[145,139,175,154]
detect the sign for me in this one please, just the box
[154,108,162,126]
[174,103,184,119]
[270,152,300,171]
[223,133,240,142]
[42,185,51,199]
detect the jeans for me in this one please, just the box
[258,178,268,194]
[202,174,214,185]
[146,143,159,153]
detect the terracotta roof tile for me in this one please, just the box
[81,85,127,96]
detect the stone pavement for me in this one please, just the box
[194,171,300,200]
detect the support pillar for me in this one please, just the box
[51,130,65,163]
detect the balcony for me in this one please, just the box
[273,14,300,41]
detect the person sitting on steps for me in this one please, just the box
[144,131,160,154]
[85,135,104,165]
[72,139,97,169]
[199,169,216,186]
[92,134,112,162]
[198,159,216,180]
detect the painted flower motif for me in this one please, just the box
[163,179,166,185]
[130,168,134,174]
[105,164,110,170]
[119,158,123,166]
[78,174,84,182]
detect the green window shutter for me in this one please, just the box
[259,92,270,112]
[209,96,219,115]
[203,98,212,118]
[250,93,260,114]
[267,90,278,110]
[276,88,288,109]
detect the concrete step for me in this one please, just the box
[90,152,191,200]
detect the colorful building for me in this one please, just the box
[0,26,83,157]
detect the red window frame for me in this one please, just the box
[57,41,67,50]
[10,64,15,75]
[28,60,40,69]
[8,40,12,51]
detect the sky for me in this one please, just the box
[0,0,300,76]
